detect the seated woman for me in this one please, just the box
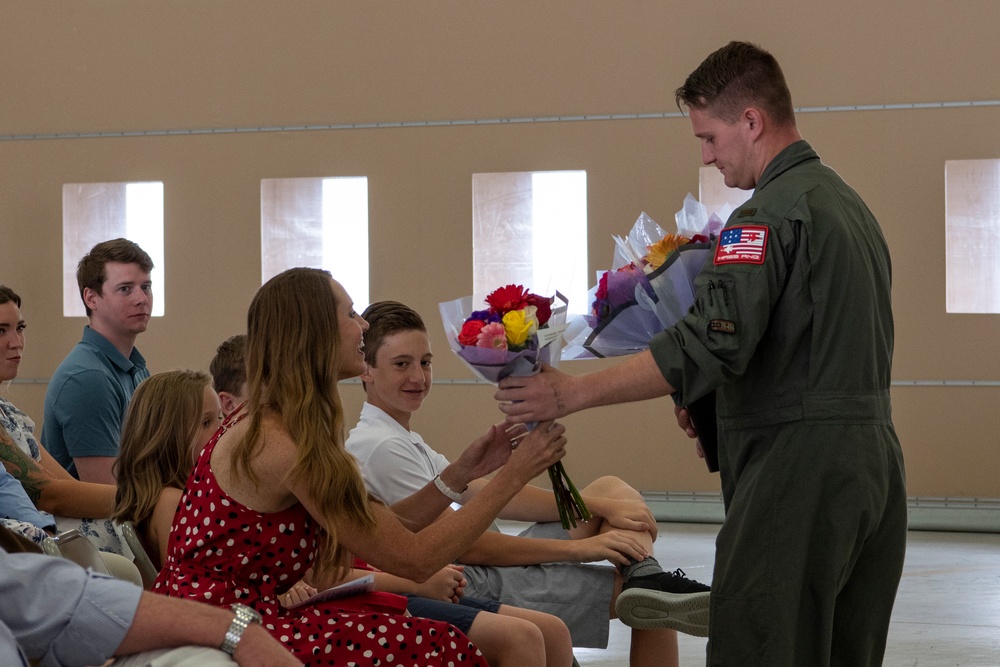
[111,370,223,570]
[217,330,574,666]
[154,268,569,667]
[0,285,122,553]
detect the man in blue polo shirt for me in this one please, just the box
[43,239,153,483]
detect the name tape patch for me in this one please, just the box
[714,225,768,265]
[708,320,736,334]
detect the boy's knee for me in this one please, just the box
[534,612,571,644]
[509,619,547,654]
[585,475,641,500]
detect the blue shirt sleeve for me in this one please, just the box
[0,468,54,531]
[0,548,142,666]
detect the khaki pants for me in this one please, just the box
[111,647,239,666]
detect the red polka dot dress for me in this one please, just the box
[153,419,487,667]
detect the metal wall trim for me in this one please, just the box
[3,100,999,143]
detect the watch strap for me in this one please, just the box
[220,603,261,655]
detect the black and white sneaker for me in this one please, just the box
[616,568,711,636]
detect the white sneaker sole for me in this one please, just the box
[615,588,711,637]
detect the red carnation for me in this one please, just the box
[525,293,552,326]
[485,284,529,315]
[595,272,609,301]
[458,319,486,346]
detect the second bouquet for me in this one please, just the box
[439,285,589,529]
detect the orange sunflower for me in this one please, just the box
[645,234,691,270]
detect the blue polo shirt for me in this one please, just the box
[41,327,150,478]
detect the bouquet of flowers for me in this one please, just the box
[562,195,727,472]
[563,196,724,359]
[440,285,590,529]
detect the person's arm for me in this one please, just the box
[373,564,466,603]
[0,425,116,518]
[2,545,301,667]
[356,437,466,531]
[388,422,525,530]
[148,486,183,569]
[0,547,140,666]
[464,476,657,536]
[495,350,674,424]
[296,422,569,587]
[115,592,302,666]
[0,468,54,532]
[464,478,561,523]
[455,524,648,567]
[73,456,118,485]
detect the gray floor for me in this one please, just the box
[554,522,1000,666]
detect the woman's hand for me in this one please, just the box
[502,420,568,484]
[447,422,529,491]
[413,564,466,603]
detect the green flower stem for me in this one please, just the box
[547,466,568,528]
[548,461,591,530]
[562,464,592,522]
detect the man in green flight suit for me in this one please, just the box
[495,41,907,666]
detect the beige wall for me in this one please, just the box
[2,1,999,497]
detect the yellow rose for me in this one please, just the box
[502,310,533,347]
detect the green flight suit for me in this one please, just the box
[649,140,907,666]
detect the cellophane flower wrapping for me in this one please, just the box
[563,195,726,359]
[563,195,728,473]
[440,286,591,529]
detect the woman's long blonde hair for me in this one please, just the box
[232,267,376,581]
[112,370,211,527]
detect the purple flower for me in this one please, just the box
[605,264,650,308]
[470,309,502,323]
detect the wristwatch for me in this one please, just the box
[219,603,262,655]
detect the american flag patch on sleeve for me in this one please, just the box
[714,225,768,265]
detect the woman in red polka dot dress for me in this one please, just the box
[153,268,568,666]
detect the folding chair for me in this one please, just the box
[118,520,159,589]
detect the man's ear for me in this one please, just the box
[744,107,765,141]
[82,286,101,311]
[360,364,373,385]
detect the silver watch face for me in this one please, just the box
[234,603,262,623]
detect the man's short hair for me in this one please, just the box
[76,238,154,316]
[0,286,21,308]
[209,334,247,396]
[360,301,426,367]
[674,40,795,127]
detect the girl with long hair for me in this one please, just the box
[111,369,222,569]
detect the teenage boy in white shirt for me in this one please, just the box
[345,300,711,667]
